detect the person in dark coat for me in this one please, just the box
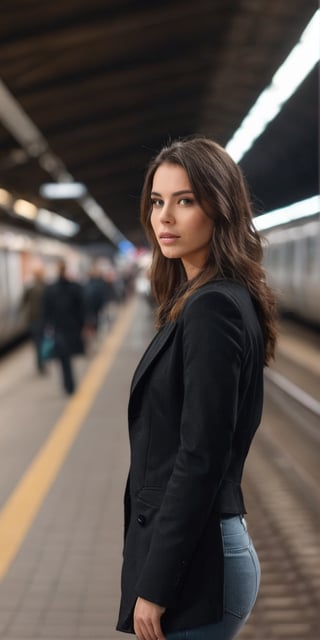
[84,264,112,332]
[21,265,46,373]
[116,137,277,640]
[43,260,85,394]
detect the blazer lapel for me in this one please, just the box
[130,321,177,397]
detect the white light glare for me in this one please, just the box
[37,208,79,237]
[253,195,320,231]
[39,182,87,199]
[0,79,47,156]
[0,188,11,207]
[13,199,37,220]
[226,10,320,162]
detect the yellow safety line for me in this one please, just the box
[0,298,137,580]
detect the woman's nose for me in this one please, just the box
[159,203,174,223]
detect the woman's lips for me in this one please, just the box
[159,233,180,244]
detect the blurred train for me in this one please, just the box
[0,224,89,349]
[263,214,320,326]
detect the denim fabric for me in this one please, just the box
[166,516,260,640]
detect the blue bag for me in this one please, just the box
[41,335,56,360]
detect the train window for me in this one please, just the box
[284,241,295,268]
[305,235,317,275]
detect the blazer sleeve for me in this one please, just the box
[135,290,245,607]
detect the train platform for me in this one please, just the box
[0,296,155,640]
[0,296,318,640]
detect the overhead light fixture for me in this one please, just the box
[39,182,87,199]
[0,80,47,157]
[0,80,134,246]
[13,198,37,220]
[36,208,79,237]
[226,10,320,162]
[0,188,12,207]
[253,195,319,231]
[80,195,123,244]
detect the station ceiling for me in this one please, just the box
[0,0,318,247]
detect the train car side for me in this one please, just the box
[263,216,320,325]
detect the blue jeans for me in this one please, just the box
[166,516,260,640]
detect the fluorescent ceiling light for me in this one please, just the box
[226,10,319,162]
[13,198,37,220]
[39,182,87,199]
[80,195,123,243]
[0,80,47,156]
[0,80,132,246]
[253,195,319,231]
[36,208,79,237]
[0,188,12,207]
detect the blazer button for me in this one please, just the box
[137,514,146,526]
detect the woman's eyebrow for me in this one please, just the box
[151,190,194,196]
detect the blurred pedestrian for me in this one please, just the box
[44,260,85,395]
[117,137,277,640]
[84,264,111,333]
[21,265,46,374]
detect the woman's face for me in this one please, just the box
[150,163,213,279]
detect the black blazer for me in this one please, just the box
[117,280,264,634]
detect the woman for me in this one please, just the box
[117,137,277,640]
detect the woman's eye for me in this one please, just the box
[179,198,193,206]
[151,198,163,208]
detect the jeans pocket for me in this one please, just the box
[223,544,261,619]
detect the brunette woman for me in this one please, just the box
[117,137,277,640]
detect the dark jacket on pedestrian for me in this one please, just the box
[44,276,85,356]
[84,276,110,328]
[117,280,264,634]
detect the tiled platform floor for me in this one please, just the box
[0,297,154,639]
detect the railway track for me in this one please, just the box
[238,360,319,640]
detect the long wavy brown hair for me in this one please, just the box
[140,136,277,364]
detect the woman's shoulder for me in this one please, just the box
[180,280,262,351]
[184,279,251,311]
[181,279,261,334]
